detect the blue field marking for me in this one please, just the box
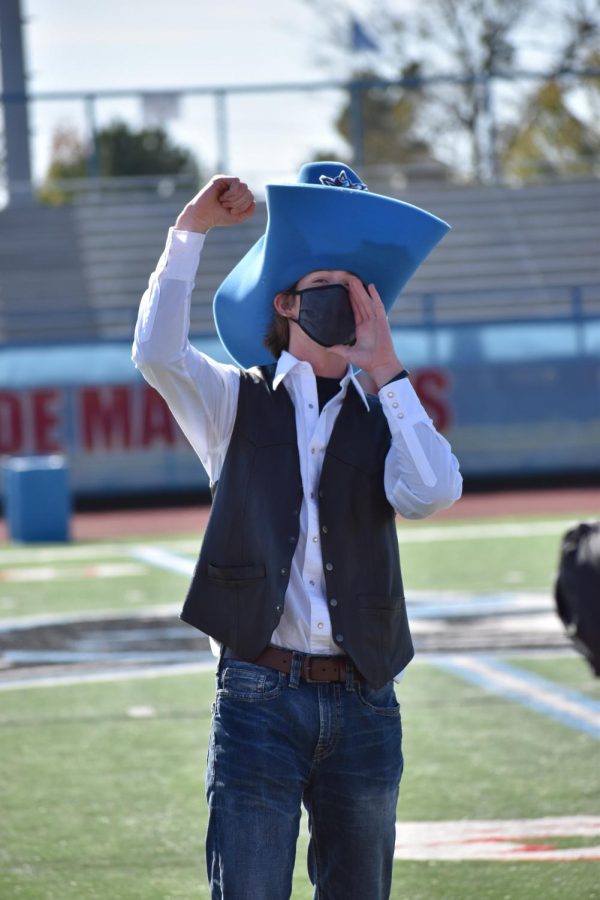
[428,654,600,739]
[0,659,217,691]
[3,650,205,664]
[406,592,551,619]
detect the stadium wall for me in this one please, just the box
[0,333,598,502]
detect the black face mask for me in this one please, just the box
[292,283,356,348]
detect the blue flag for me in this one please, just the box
[350,16,380,52]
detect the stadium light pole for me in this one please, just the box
[0,0,33,205]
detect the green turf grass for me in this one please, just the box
[1,656,598,899]
[0,563,181,620]
[397,524,568,593]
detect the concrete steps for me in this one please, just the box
[0,178,598,344]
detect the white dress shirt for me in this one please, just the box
[133,227,462,659]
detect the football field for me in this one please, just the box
[1,513,599,899]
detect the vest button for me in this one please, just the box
[325,562,334,572]
[335,633,344,643]
[321,525,328,533]
[281,567,288,575]
[289,536,296,543]
[319,490,324,498]
[329,598,338,607]
[276,605,282,612]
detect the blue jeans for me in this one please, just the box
[205,655,403,899]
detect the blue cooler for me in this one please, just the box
[3,456,71,543]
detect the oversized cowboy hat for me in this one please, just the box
[213,161,450,368]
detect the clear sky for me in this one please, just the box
[21,0,380,187]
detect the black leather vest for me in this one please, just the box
[180,365,414,688]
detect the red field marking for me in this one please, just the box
[0,487,598,543]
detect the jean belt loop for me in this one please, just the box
[216,643,228,684]
[345,657,355,692]
[289,651,302,689]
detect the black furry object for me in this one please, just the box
[555,521,600,676]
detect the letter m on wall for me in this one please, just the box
[81,386,132,450]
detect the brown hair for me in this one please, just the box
[263,285,297,359]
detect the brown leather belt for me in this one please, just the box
[226,645,362,684]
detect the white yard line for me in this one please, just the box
[130,545,195,577]
[0,517,579,568]
[396,519,578,543]
[394,816,600,861]
[0,544,137,565]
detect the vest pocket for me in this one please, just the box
[357,596,405,678]
[208,563,266,586]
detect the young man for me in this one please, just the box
[133,163,462,899]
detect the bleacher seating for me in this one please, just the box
[0,177,598,344]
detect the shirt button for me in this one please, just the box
[321,525,328,534]
[308,403,314,408]
[397,412,404,419]
[335,633,344,643]
[311,447,316,454]
[310,491,315,499]
[392,401,399,408]
[325,562,334,572]
[309,580,315,587]
[387,391,394,398]
[317,622,324,629]
[329,598,338,607]
[312,536,318,543]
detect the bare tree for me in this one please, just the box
[302,0,599,182]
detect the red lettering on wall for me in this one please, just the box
[0,392,23,454]
[32,389,61,453]
[413,369,452,432]
[140,387,176,447]
[81,386,132,450]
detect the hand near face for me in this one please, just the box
[328,278,404,389]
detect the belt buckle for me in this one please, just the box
[304,655,331,683]
[303,655,318,683]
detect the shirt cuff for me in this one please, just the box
[378,377,426,425]
[159,227,206,281]
[379,377,437,486]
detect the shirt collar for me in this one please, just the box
[273,351,370,411]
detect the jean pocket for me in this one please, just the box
[217,660,284,702]
[356,680,400,717]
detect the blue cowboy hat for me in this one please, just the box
[213,161,450,368]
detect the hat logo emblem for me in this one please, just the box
[319,170,368,191]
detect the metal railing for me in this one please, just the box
[0,282,598,349]
[2,67,600,206]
